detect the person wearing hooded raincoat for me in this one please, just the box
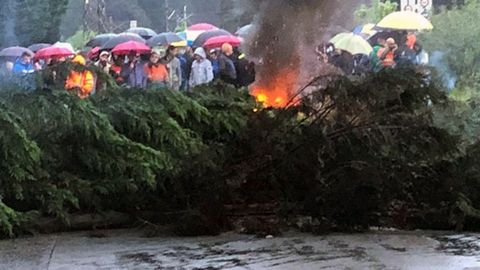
[189,47,214,88]
[65,55,95,99]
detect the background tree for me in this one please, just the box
[0,0,19,47]
[354,0,398,24]
[423,0,480,99]
[218,0,255,32]
[60,0,254,39]
[14,0,68,45]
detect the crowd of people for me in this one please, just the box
[0,27,429,100]
[0,41,256,99]
[317,31,429,75]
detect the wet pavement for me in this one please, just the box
[1,229,480,269]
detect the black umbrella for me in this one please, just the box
[192,29,232,48]
[147,32,184,47]
[0,46,34,58]
[367,30,405,46]
[101,33,146,50]
[126,27,157,39]
[87,33,118,47]
[27,43,51,53]
[235,24,256,38]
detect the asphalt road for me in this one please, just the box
[1,229,480,270]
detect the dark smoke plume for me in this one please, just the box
[247,0,358,89]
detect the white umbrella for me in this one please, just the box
[53,42,75,54]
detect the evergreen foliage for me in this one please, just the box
[1,69,480,237]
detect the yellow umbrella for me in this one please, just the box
[171,40,188,47]
[329,33,351,44]
[376,11,433,30]
[331,33,373,55]
[361,23,377,36]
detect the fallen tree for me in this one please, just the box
[1,70,480,238]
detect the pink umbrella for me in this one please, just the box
[35,46,75,59]
[111,41,151,55]
[204,35,242,49]
[188,23,219,31]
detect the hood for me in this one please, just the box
[72,55,86,65]
[194,47,206,59]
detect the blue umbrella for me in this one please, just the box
[353,25,364,35]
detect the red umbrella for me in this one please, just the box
[204,35,242,49]
[111,41,151,55]
[87,47,101,60]
[188,23,219,31]
[35,46,75,59]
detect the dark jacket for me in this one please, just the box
[218,53,237,84]
[234,56,256,87]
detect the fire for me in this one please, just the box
[251,68,299,108]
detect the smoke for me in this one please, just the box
[430,51,457,91]
[246,0,359,90]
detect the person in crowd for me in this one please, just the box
[330,48,354,75]
[232,48,255,87]
[179,46,194,91]
[65,55,95,99]
[120,51,147,89]
[13,52,34,74]
[93,51,112,91]
[218,43,237,84]
[371,37,386,72]
[189,47,214,88]
[353,54,370,75]
[406,31,417,50]
[316,42,353,74]
[164,45,182,90]
[396,40,417,67]
[413,42,429,66]
[95,51,111,74]
[4,60,14,72]
[144,51,168,89]
[33,59,43,71]
[209,49,220,79]
[377,38,398,69]
[110,55,124,84]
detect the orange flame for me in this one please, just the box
[251,68,299,108]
